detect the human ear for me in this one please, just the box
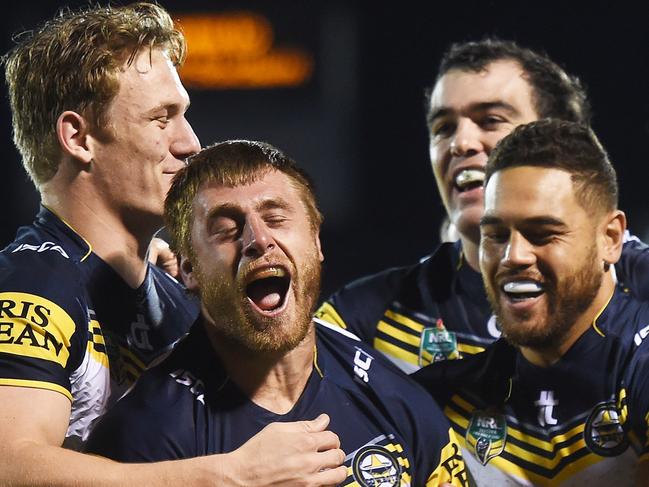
[179,254,199,292]
[56,111,93,164]
[601,210,626,268]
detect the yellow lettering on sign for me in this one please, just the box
[0,292,75,367]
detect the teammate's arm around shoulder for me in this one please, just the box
[0,387,345,486]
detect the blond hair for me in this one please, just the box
[165,140,323,259]
[3,2,186,186]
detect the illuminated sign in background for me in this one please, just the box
[177,12,314,89]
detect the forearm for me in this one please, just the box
[0,440,221,487]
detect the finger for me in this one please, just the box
[316,448,346,469]
[311,430,341,451]
[302,413,330,433]
[311,464,348,486]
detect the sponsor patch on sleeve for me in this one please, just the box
[0,292,75,367]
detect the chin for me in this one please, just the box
[454,208,483,241]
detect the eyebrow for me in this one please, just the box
[427,101,521,127]
[480,215,568,228]
[205,197,292,220]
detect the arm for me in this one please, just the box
[0,386,346,487]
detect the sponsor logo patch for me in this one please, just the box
[466,410,507,465]
[352,445,401,487]
[419,319,461,365]
[12,242,69,259]
[0,292,75,366]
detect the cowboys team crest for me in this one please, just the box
[466,410,507,465]
[352,445,402,487]
[584,401,628,456]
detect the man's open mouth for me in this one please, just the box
[502,280,545,302]
[454,168,485,193]
[245,266,291,313]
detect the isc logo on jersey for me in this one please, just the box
[0,292,74,366]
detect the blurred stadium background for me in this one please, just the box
[2,1,648,297]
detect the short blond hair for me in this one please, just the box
[3,2,186,186]
[165,140,324,259]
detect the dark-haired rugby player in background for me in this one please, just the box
[415,119,649,486]
[316,38,649,373]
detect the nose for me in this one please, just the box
[171,116,201,160]
[503,231,535,268]
[242,215,275,258]
[449,119,484,157]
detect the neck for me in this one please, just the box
[460,234,480,272]
[40,178,158,289]
[520,270,616,367]
[204,320,316,415]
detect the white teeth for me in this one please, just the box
[503,281,543,294]
[455,169,485,189]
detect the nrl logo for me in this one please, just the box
[466,410,507,465]
[352,445,402,487]
[584,402,628,457]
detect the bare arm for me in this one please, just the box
[0,386,346,486]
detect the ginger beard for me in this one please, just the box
[196,244,322,355]
[484,242,603,350]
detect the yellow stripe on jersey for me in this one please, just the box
[377,319,422,347]
[374,337,419,365]
[314,302,348,329]
[87,319,108,367]
[457,342,485,355]
[455,426,601,487]
[0,377,72,401]
[444,395,585,456]
[426,428,469,486]
[118,345,147,371]
[384,309,426,334]
[0,292,75,367]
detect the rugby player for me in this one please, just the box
[415,119,649,485]
[85,140,469,487]
[0,3,345,485]
[316,39,649,372]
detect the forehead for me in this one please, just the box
[484,167,582,221]
[429,60,537,116]
[192,170,304,215]
[112,48,190,112]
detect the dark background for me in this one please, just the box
[2,1,648,298]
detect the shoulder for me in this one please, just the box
[85,352,200,461]
[316,253,435,333]
[0,235,88,333]
[316,320,445,419]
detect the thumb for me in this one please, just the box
[303,413,330,432]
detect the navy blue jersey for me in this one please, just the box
[317,238,648,374]
[0,206,199,444]
[86,319,469,486]
[413,288,649,486]
[316,242,498,373]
